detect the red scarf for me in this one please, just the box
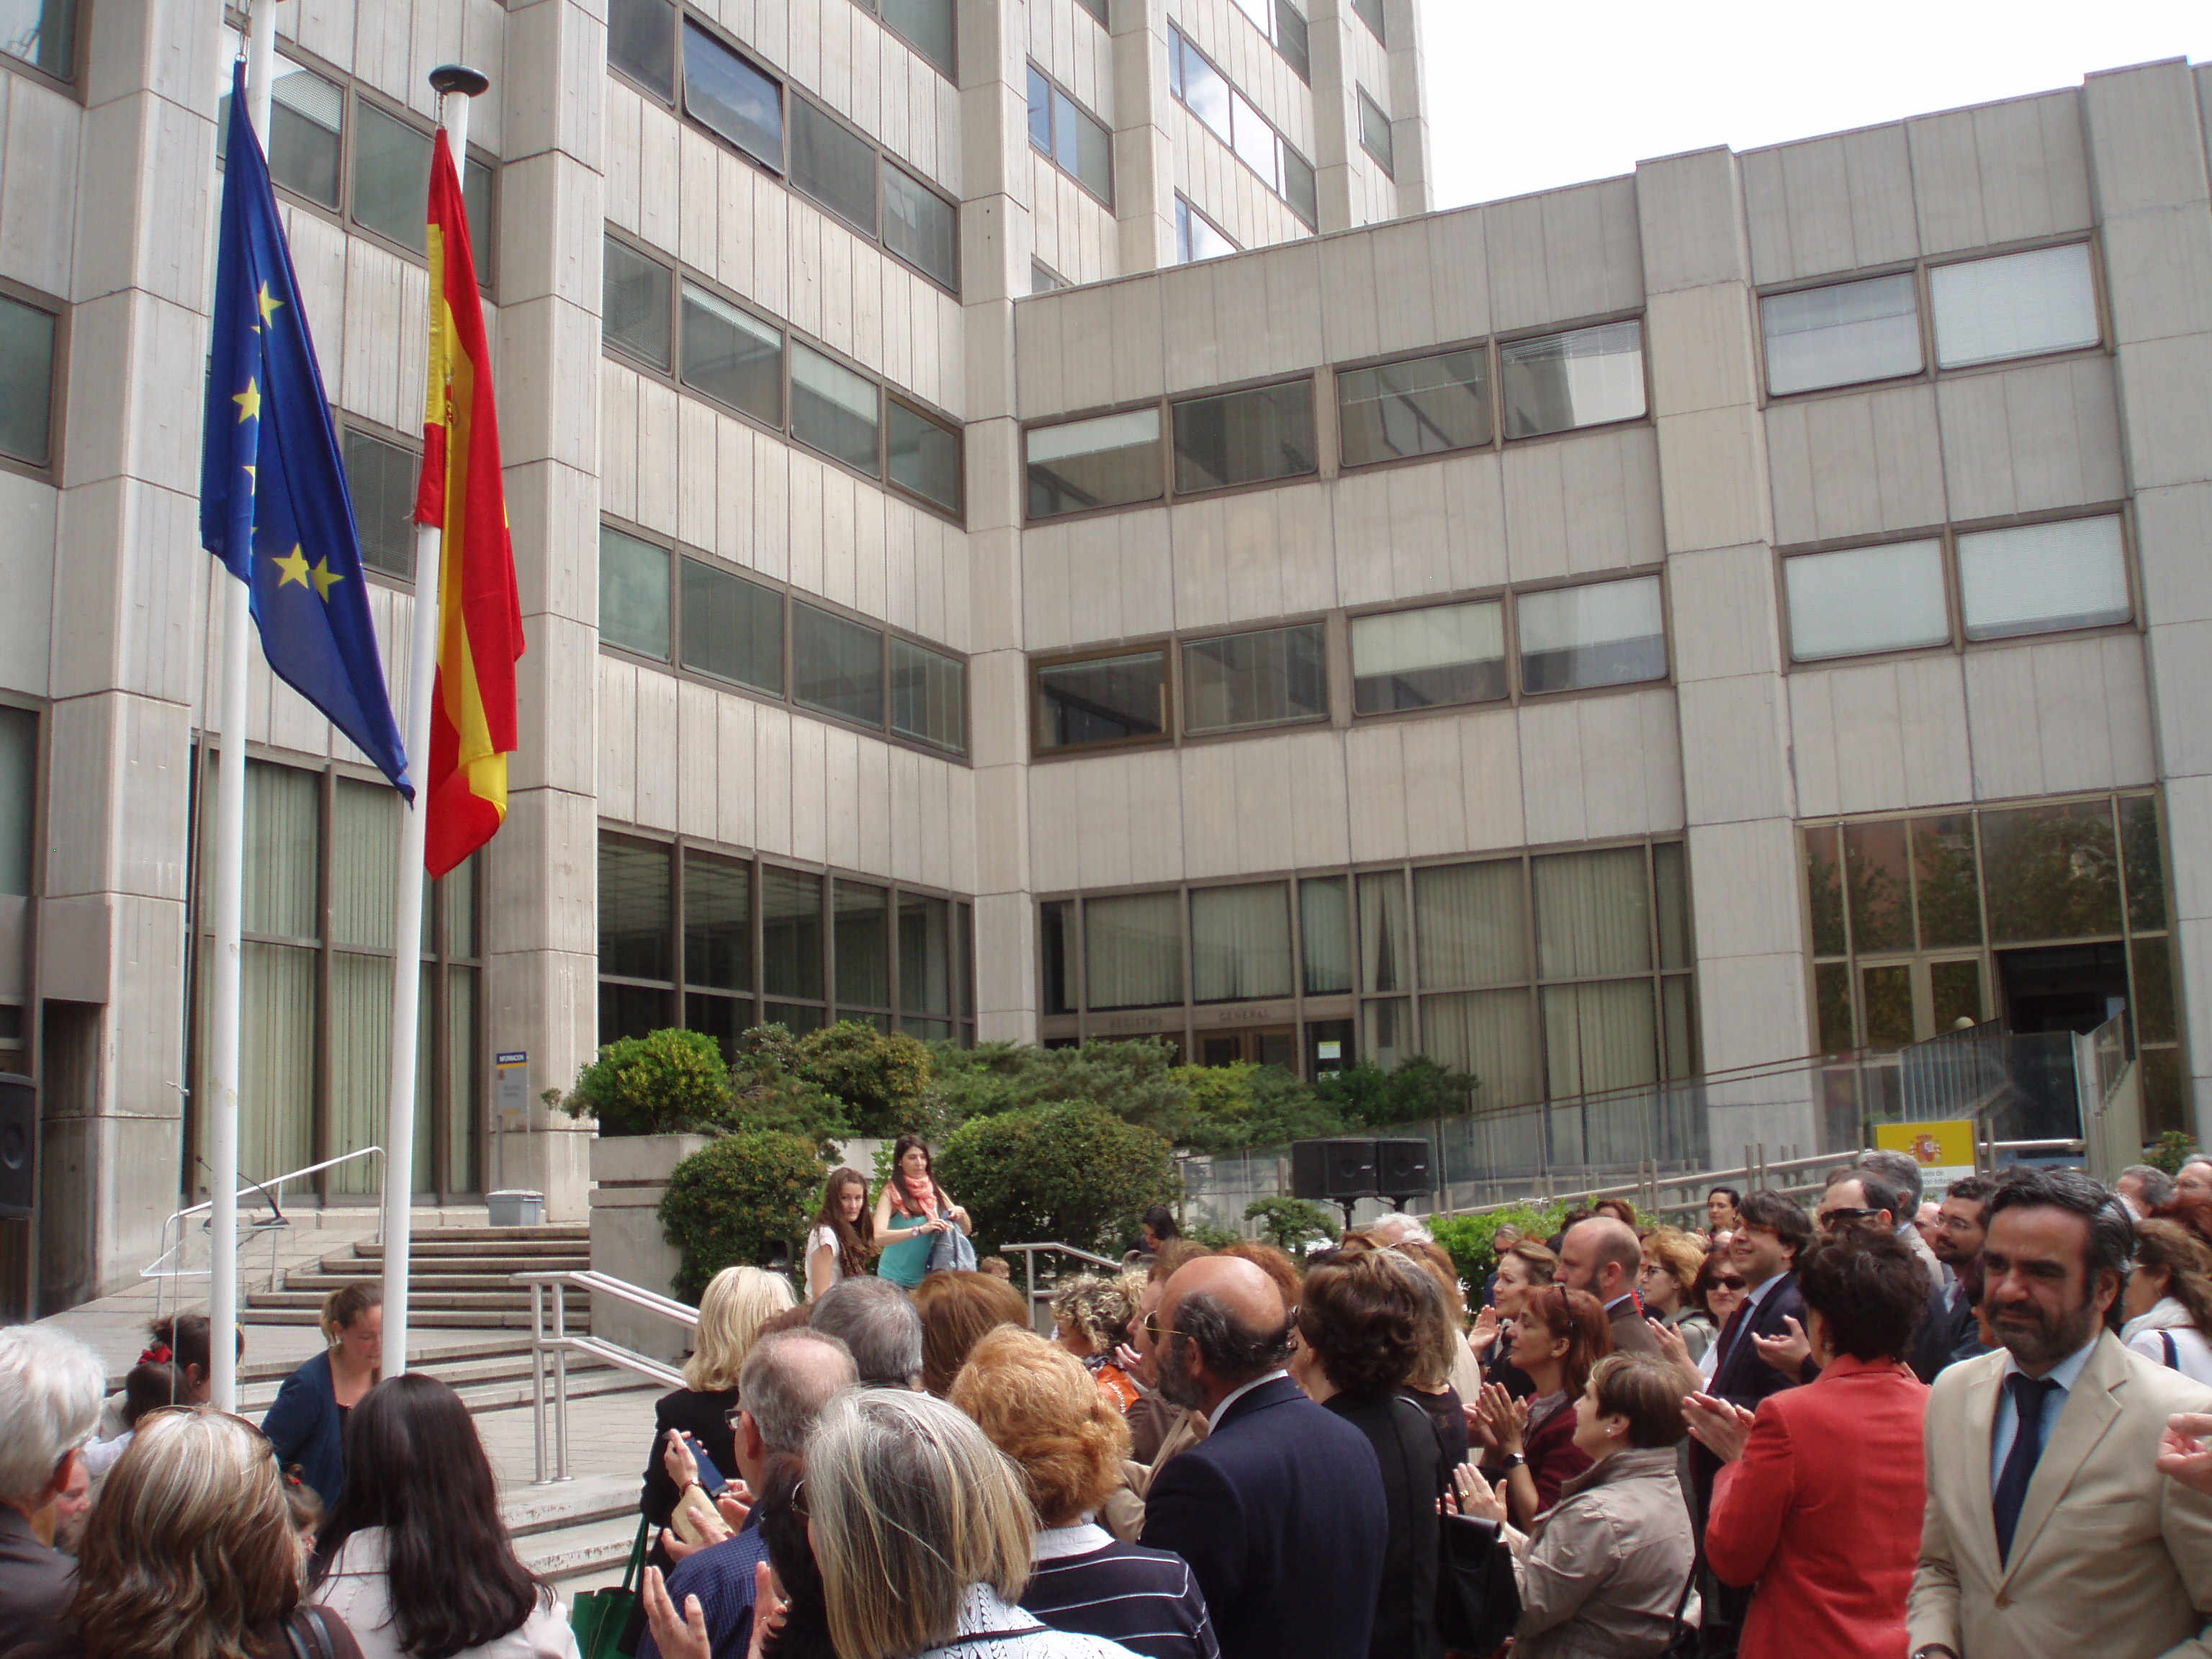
[894,1171,940,1220]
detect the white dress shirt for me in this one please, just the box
[1207,1367,1290,1433]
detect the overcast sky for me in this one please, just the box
[1414,0,2212,210]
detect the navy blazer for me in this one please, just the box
[1140,1377,1388,1659]
[262,1349,348,1512]
[1691,1271,1809,1506]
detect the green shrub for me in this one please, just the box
[1184,1222,1239,1250]
[927,1040,1190,1138]
[1316,1057,1477,1128]
[796,1022,934,1138]
[935,1104,1177,1259]
[562,1028,731,1136]
[657,1130,829,1300]
[725,1025,850,1151]
[2148,1129,2201,1177]
[1244,1195,1338,1256]
[1174,1063,1346,1151]
[1429,1203,1572,1299]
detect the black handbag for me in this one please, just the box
[1436,1510,1519,1657]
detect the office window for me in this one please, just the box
[604,237,673,369]
[1031,261,1069,294]
[834,881,891,1012]
[680,558,783,693]
[1037,651,1167,750]
[220,59,349,207]
[1517,575,1665,693]
[1074,0,1107,21]
[1784,540,1948,662]
[684,850,750,1007]
[1028,66,1114,206]
[1172,380,1318,493]
[1300,876,1352,994]
[883,165,958,289]
[899,892,957,1034]
[1229,0,1308,79]
[790,97,877,235]
[342,428,420,578]
[353,103,434,250]
[608,0,677,96]
[887,399,962,514]
[680,282,783,424]
[1085,892,1184,1010]
[684,22,784,170]
[1501,321,1646,438]
[1,0,72,77]
[601,526,672,659]
[1350,0,1384,42]
[761,866,824,1022]
[1167,32,1230,142]
[1192,884,1294,1002]
[1957,516,2129,642]
[891,639,966,755]
[1175,197,1237,264]
[878,0,955,79]
[1283,147,1316,228]
[1762,272,1922,396]
[1931,243,2100,370]
[1182,623,1327,734]
[1166,29,1311,227]
[793,603,884,725]
[1338,348,1492,466]
[0,709,30,903]
[1026,408,1163,517]
[1231,89,1277,184]
[1358,91,1393,175]
[0,294,58,467]
[1352,601,1507,714]
[791,343,881,476]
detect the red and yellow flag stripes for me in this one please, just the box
[413,129,523,878]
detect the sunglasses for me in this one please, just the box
[1709,1273,1748,1291]
[1818,1207,1881,1231]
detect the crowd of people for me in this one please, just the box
[14,1143,2212,1659]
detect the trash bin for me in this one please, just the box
[487,1189,544,1227]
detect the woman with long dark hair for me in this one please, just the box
[807,1168,875,1301]
[308,1375,578,1659]
[871,1135,971,1291]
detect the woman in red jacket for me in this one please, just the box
[1685,1229,1931,1659]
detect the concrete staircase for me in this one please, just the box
[508,1474,652,1591]
[244,1225,592,1329]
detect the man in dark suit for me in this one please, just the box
[1141,1256,1388,1659]
[1913,1174,1995,1382]
[1560,1216,1663,1357]
[1693,1189,1815,1659]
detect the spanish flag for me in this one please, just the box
[414,129,523,878]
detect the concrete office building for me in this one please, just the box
[0,0,2206,1313]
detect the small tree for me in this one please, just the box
[935,1104,1177,1258]
[657,1130,827,1300]
[1244,1195,1338,1256]
[561,1028,731,1136]
[1316,1056,1477,1128]
[796,1022,935,1138]
[2148,1129,2201,1177]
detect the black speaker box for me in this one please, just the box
[1375,1137,1432,1197]
[0,1074,32,1219]
[1290,1138,1377,1200]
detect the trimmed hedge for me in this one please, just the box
[658,1130,828,1300]
[935,1104,1177,1259]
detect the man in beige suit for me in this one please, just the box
[1909,1166,2212,1659]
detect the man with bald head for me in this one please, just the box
[1559,1215,1663,1357]
[1140,1256,1388,1659]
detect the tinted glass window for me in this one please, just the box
[1784,540,1948,661]
[1763,272,1922,395]
[600,526,671,660]
[1957,516,2130,641]
[887,400,962,514]
[1176,197,1236,264]
[792,603,884,725]
[1282,145,1316,227]
[680,282,782,423]
[880,0,955,78]
[1027,409,1163,517]
[891,639,966,754]
[1501,321,1646,438]
[791,344,880,475]
[790,97,876,233]
[342,428,420,577]
[1026,66,1053,153]
[883,165,958,289]
[1182,623,1328,734]
[684,850,750,992]
[1173,32,1231,141]
[604,237,673,369]
[353,102,432,252]
[761,867,823,999]
[0,294,57,467]
[1517,576,1666,693]
[607,0,676,97]
[1,0,73,77]
[1359,91,1393,174]
[1339,348,1491,465]
[680,558,783,693]
[1351,0,1384,41]
[1351,601,1507,713]
[256,62,343,207]
[1275,1,1310,79]
[1172,380,1318,493]
[684,22,783,170]
[1037,652,1166,748]
[598,835,671,980]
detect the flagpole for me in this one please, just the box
[207,0,284,1419]
[382,62,488,1381]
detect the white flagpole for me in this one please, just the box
[208,0,284,1419]
[381,63,487,1381]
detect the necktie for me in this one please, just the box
[1992,1372,2061,1563]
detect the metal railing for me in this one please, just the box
[515,1269,695,1483]
[999,1242,1124,1336]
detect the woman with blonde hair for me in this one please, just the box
[1049,1274,1144,1413]
[74,1407,367,1659]
[914,1268,1030,1397]
[264,1282,382,1513]
[952,1328,1216,1659]
[1638,1226,1717,1363]
[801,1390,1141,1659]
[2123,1217,2212,1384]
[639,1265,794,1566]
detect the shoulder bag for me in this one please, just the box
[284,1606,367,1659]
[571,1515,652,1659]
[1435,1511,1519,1657]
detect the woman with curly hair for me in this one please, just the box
[1050,1274,1144,1413]
[1295,1249,1452,1659]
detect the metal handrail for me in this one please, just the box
[999,1242,1125,1334]
[514,1268,698,1483]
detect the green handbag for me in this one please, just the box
[570,1516,651,1659]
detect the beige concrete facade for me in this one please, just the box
[1,0,2207,1310]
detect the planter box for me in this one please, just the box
[588,1133,712,1362]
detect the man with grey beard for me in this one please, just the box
[1908,1168,2212,1659]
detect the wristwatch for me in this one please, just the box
[1501,1452,1527,1469]
[1910,1646,1959,1659]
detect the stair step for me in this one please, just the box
[248,1289,569,1312]
[504,1473,642,1539]
[288,1270,587,1293]
[521,1513,647,1586]
[234,1354,647,1416]
[349,1238,592,1259]
[241,1307,583,1329]
[355,1226,588,1247]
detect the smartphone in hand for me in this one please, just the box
[682,1434,728,1496]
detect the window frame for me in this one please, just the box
[0,276,68,485]
[333,413,426,590]
[1026,61,1116,210]
[1030,642,1179,758]
[1357,88,1394,176]
[846,0,959,84]
[0,0,89,94]
[596,514,974,763]
[1174,194,1239,265]
[1164,25,1316,229]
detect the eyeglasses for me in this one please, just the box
[790,1478,807,1519]
[1818,1207,1880,1231]
[1141,1312,1195,1345]
[1708,1274,1748,1291]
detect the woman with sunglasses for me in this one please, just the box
[1474,1286,1612,1528]
[1652,1251,1750,1392]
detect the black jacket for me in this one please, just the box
[1691,1271,1809,1507]
[1326,1392,1447,1659]
[0,1506,77,1659]
[1141,1377,1388,1659]
[642,1385,742,1528]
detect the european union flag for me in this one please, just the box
[201,58,410,798]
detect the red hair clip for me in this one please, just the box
[139,1341,174,1365]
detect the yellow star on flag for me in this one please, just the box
[309,557,346,601]
[233,378,262,423]
[256,282,284,327]
[271,544,311,588]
